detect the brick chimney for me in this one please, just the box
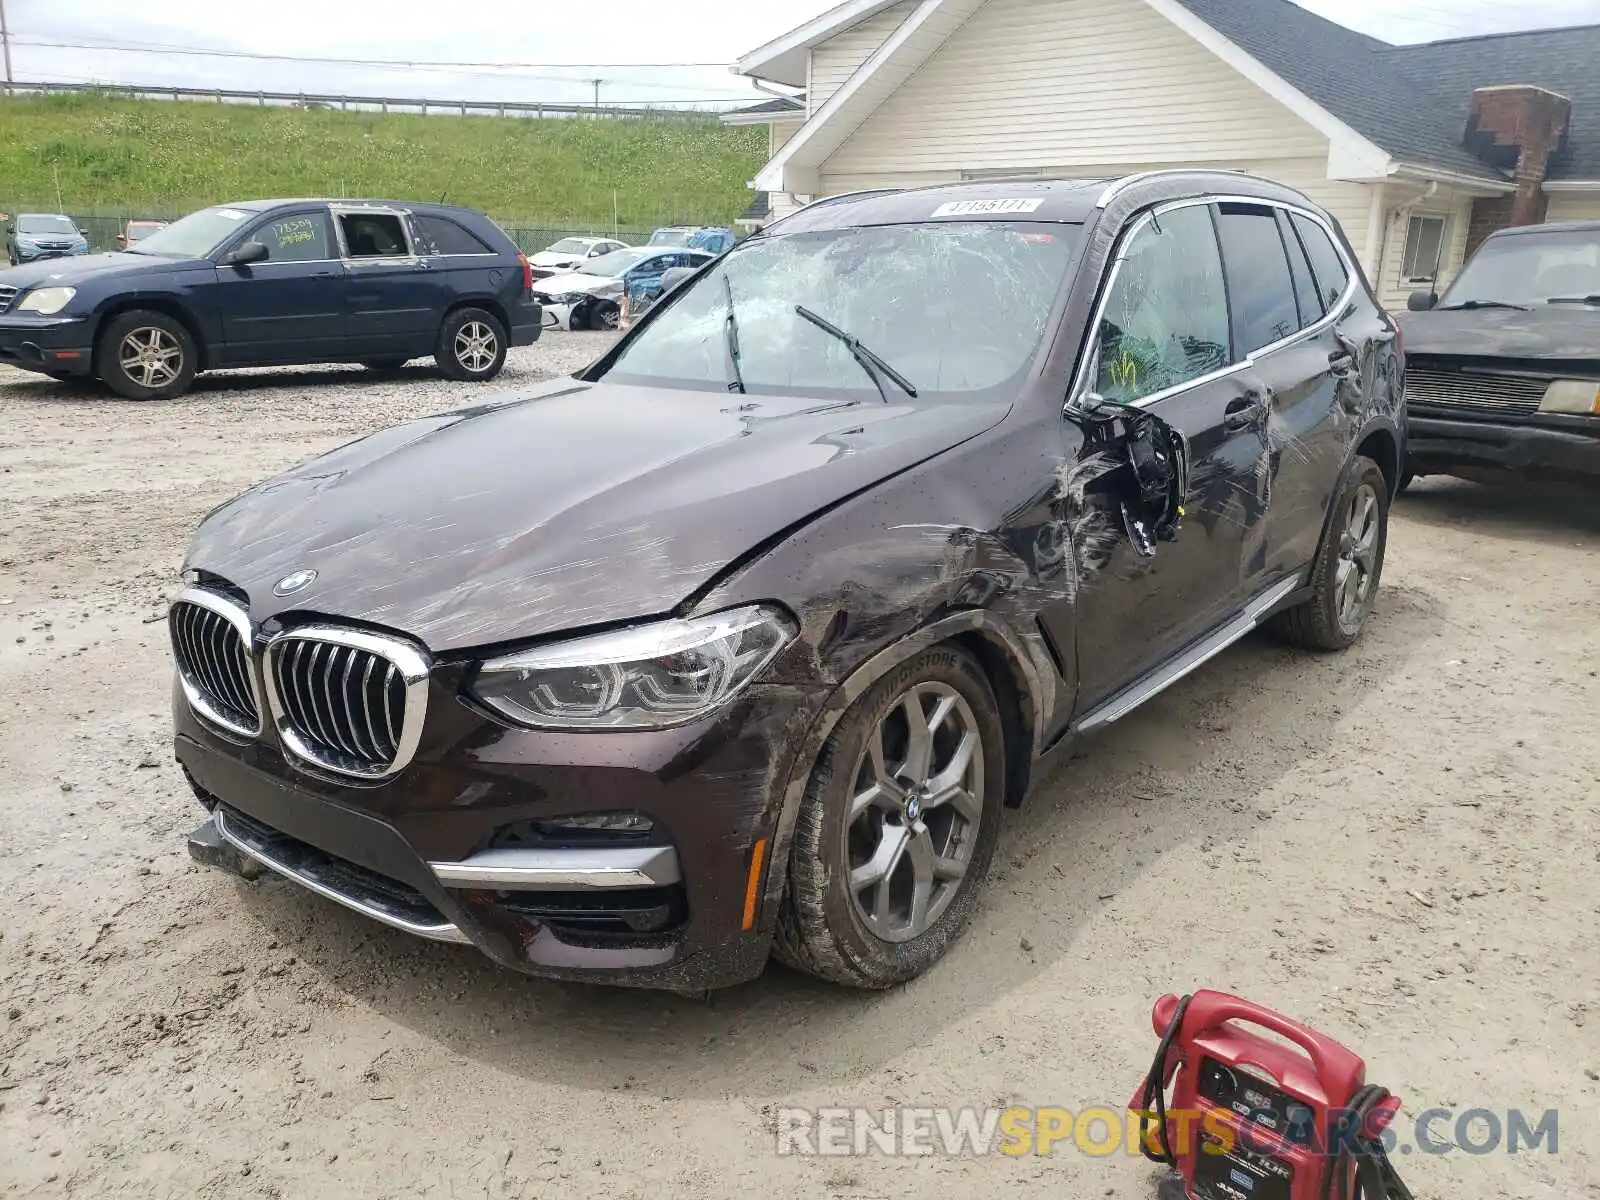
[1463,85,1571,254]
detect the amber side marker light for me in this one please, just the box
[741,837,769,931]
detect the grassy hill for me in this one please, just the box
[0,92,767,245]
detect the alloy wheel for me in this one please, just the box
[118,327,183,389]
[844,681,985,944]
[453,321,498,373]
[1335,482,1380,631]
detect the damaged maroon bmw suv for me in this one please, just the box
[173,172,1404,991]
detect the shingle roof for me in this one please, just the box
[1172,0,1507,180]
[740,192,772,221]
[727,96,805,116]
[1383,25,1600,180]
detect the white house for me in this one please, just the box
[725,0,1600,309]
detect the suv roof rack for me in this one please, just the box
[1094,169,1252,209]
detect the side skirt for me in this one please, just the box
[1069,575,1301,736]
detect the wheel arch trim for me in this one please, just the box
[752,609,1047,934]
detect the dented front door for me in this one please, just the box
[1061,372,1269,714]
[1049,200,1271,714]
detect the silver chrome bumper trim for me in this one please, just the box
[430,845,682,891]
[213,808,470,943]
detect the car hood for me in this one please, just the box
[532,271,618,297]
[529,250,584,267]
[0,251,205,289]
[184,379,1008,652]
[1399,306,1600,361]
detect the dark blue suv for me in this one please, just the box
[0,199,541,400]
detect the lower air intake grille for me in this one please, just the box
[265,628,429,780]
[0,285,18,314]
[1405,367,1550,418]
[170,592,260,738]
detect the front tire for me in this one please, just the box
[1270,455,1388,651]
[435,307,507,381]
[589,300,621,331]
[775,645,1005,988]
[95,309,198,400]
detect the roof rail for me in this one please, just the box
[1093,168,1251,208]
[757,188,906,232]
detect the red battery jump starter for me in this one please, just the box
[1130,990,1417,1200]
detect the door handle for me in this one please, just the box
[1224,391,1267,431]
[311,270,337,279]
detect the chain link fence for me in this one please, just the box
[2,201,688,255]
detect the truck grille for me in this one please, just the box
[1405,366,1550,418]
[0,285,18,314]
[264,629,429,780]
[170,593,261,739]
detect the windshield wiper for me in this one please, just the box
[723,275,746,394]
[1436,299,1532,311]
[794,304,917,402]
[1546,294,1600,307]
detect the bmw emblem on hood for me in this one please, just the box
[273,569,318,597]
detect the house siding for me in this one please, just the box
[1369,191,1474,309]
[819,0,1327,176]
[1546,192,1600,223]
[809,1,916,115]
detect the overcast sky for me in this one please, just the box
[5,0,1596,109]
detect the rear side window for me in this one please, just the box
[1216,204,1300,353]
[339,212,410,258]
[1291,213,1350,312]
[1278,210,1323,328]
[1093,203,1231,405]
[255,211,333,263]
[414,214,493,256]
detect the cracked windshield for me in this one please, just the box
[599,221,1080,399]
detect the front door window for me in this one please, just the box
[1093,204,1231,404]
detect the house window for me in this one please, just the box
[1401,215,1447,284]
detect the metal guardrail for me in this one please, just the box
[0,79,713,120]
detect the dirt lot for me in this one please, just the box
[1,339,1596,1199]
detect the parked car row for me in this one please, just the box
[0,207,741,395]
[4,213,174,264]
[522,225,735,328]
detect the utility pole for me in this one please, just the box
[1,0,14,88]
[591,78,603,114]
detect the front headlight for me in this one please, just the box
[1539,379,1600,415]
[542,292,584,306]
[470,604,797,730]
[17,287,77,315]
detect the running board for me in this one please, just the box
[1072,576,1300,735]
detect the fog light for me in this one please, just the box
[1539,379,1600,414]
[534,812,654,835]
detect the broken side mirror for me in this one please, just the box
[1406,289,1438,312]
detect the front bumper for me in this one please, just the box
[1407,409,1600,483]
[537,301,575,332]
[0,313,95,376]
[174,674,824,990]
[12,247,86,263]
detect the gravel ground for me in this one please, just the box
[1,336,1596,1199]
